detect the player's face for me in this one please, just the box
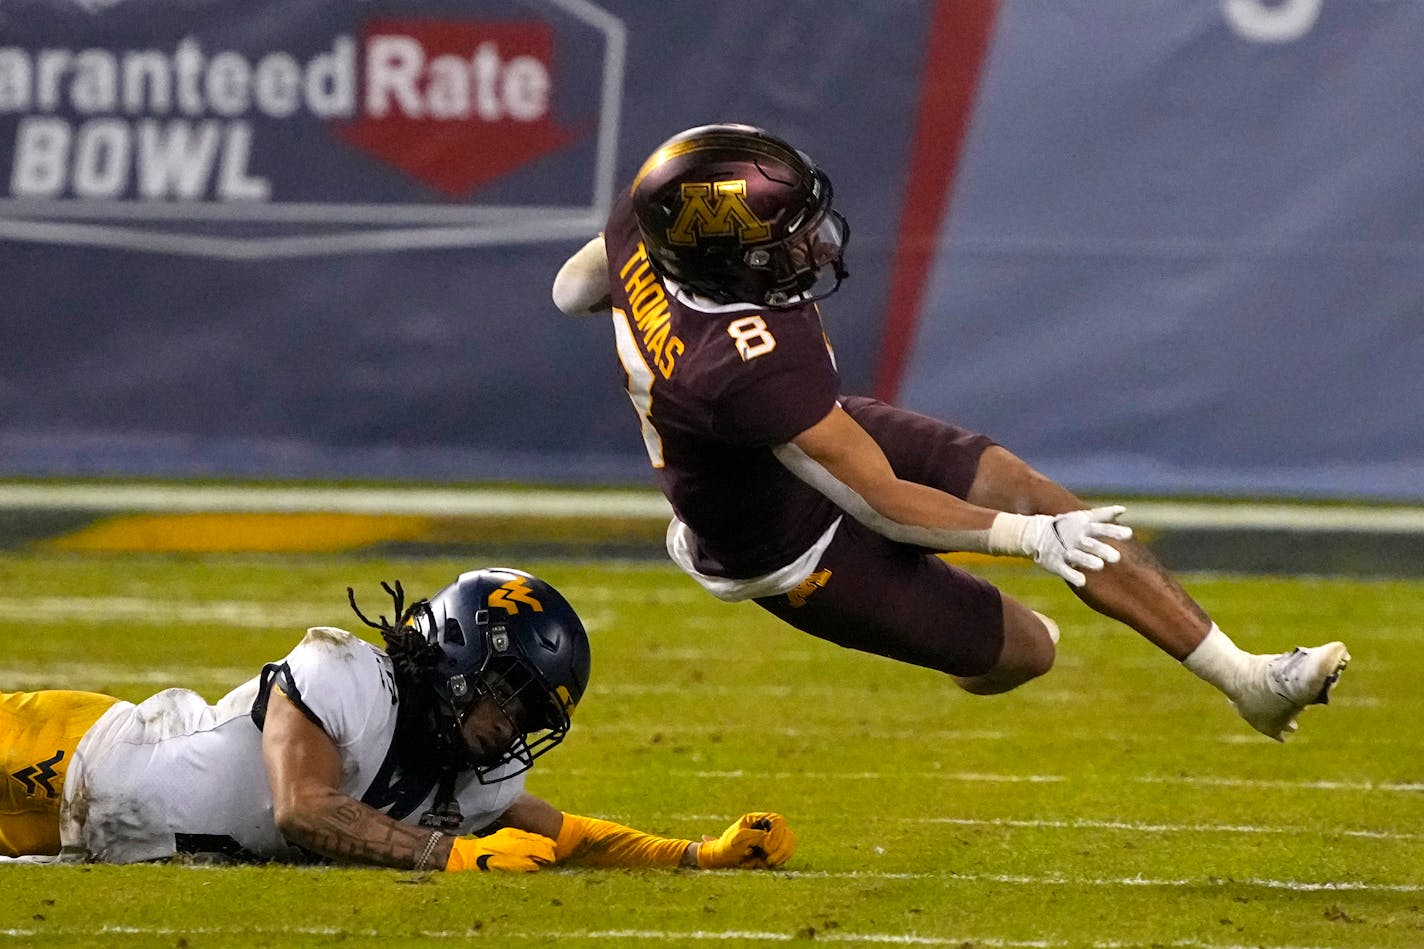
[457,675,526,764]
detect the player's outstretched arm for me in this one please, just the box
[781,405,1131,586]
[261,689,553,872]
[496,793,797,869]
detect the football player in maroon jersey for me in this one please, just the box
[554,124,1347,741]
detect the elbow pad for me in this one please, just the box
[552,236,612,315]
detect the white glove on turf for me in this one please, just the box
[988,506,1133,587]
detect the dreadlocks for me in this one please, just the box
[347,581,466,830]
[346,581,436,685]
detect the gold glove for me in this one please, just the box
[696,812,797,869]
[446,827,556,872]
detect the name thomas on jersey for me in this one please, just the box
[617,241,685,380]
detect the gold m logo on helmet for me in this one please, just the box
[667,181,771,246]
[488,577,544,614]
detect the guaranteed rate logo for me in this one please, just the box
[339,20,577,198]
[0,7,626,257]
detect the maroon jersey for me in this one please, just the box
[603,190,840,578]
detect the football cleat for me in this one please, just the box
[1231,642,1350,741]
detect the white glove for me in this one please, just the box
[989,506,1133,587]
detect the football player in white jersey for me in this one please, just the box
[0,568,795,872]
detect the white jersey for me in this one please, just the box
[60,627,526,864]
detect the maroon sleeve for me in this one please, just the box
[711,309,840,445]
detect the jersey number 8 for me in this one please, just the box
[727,316,776,361]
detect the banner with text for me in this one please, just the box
[1,0,1418,500]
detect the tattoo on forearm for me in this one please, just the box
[285,796,442,869]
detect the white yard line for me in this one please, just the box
[0,483,673,517]
[559,768,1424,794]
[1135,775,1424,792]
[900,815,1424,841]
[1,483,1423,532]
[644,813,1420,844]
[0,597,330,628]
[0,587,700,620]
[781,871,1422,893]
[0,664,253,687]
[0,922,1400,946]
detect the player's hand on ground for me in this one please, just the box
[1022,506,1133,587]
[446,827,556,872]
[696,812,797,869]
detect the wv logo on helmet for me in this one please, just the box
[667,180,770,246]
[488,577,543,614]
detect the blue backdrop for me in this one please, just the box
[1,0,1419,500]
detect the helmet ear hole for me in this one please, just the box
[443,618,466,647]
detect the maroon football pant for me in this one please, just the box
[753,396,1005,678]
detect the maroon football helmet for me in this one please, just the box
[628,124,849,307]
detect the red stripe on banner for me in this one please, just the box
[872,0,1001,403]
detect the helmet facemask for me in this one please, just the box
[443,654,572,785]
[745,198,849,307]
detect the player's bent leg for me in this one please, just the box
[964,446,1351,738]
[966,445,1212,659]
[0,690,120,857]
[753,517,1009,682]
[952,597,1056,696]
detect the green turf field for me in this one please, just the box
[1,551,1420,948]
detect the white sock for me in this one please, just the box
[1181,623,1255,698]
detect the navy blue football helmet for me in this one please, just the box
[412,568,591,782]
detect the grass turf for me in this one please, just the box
[1,552,1421,948]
